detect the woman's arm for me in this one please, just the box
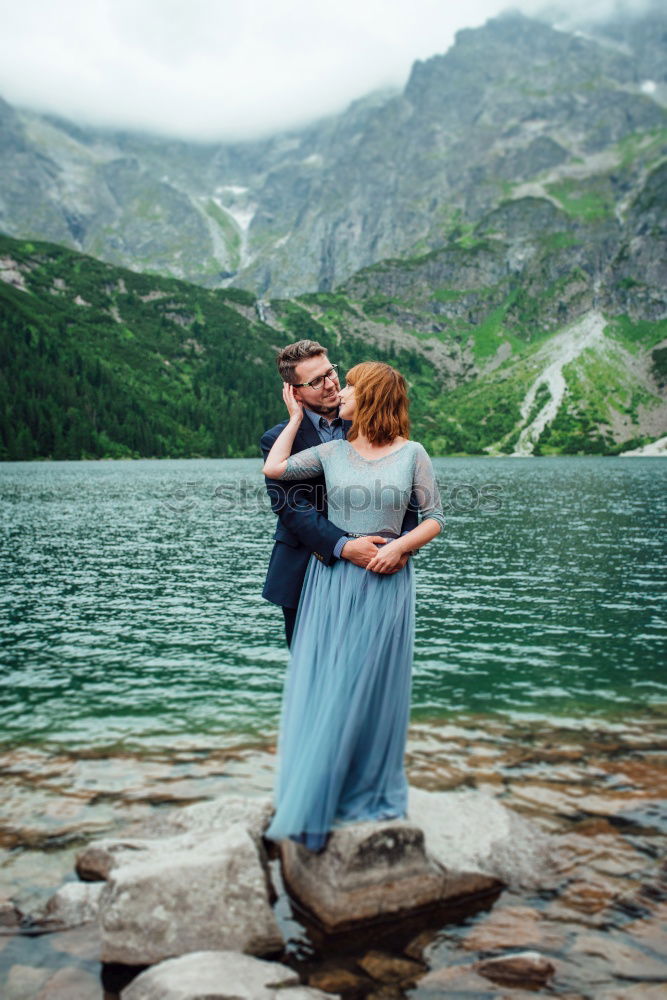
[365,518,441,573]
[262,384,304,479]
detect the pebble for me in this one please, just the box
[357,949,424,984]
[307,967,368,992]
[475,949,556,986]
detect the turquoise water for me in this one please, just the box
[1,457,665,750]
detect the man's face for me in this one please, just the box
[292,354,340,417]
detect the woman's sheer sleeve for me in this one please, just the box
[282,445,325,480]
[413,444,446,531]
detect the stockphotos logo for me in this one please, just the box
[161,478,503,514]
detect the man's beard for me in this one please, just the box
[306,399,339,418]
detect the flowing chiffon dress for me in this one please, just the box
[265,439,446,850]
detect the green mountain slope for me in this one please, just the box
[2,232,664,460]
[0,235,437,460]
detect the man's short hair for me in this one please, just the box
[276,340,328,384]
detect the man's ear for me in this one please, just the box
[292,386,304,403]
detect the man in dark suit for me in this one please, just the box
[260,340,414,646]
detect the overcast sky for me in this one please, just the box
[0,0,654,141]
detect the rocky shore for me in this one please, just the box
[14,786,552,998]
[1,714,666,998]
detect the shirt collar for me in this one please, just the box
[304,407,341,430]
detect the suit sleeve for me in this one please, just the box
[260,429,347,566]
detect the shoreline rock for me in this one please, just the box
[100,825,282,965]
[280,820,502,932]
[279,787,551,932]
[76,795,273,881]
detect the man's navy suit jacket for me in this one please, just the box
[260,415,419,610]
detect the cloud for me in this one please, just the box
[0,0,657,140]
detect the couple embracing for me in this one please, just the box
[260,340,445,851]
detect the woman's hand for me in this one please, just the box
[283,383,304,421]
[366,540,409,575]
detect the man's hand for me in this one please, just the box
[341,536,387,569]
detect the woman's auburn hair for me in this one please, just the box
[346,362,410,445]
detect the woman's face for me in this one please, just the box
[338,382,356,420]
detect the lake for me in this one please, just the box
[1,456,665,749]
[0,456,666,997]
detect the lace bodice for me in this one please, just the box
[282,440,445,536]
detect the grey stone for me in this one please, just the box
[100,825,282,966]
[76,795,273,881]
[5,964,52,1000]
[408,787,552,890]
[280,819,488,933]
[36,881,104,930]
[146,794,274,839]
[120,951,337,1000]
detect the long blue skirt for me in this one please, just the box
[266,556,416,851]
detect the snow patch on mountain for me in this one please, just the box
[511,311,606,456]
[621,434,667,456]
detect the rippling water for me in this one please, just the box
[1,456,666,750]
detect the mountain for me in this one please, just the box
[1,7,666,460]
[0,9,665,299]
[1,232,665,460]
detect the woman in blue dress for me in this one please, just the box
[263,362,445,851]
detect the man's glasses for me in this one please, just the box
[291,364,339,391]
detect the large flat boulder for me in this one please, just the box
[120,951,337,1000]
[279,788,550,931]
[100,825,282,965]
[77,795,273,881]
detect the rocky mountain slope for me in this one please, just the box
[0,9,665,299]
